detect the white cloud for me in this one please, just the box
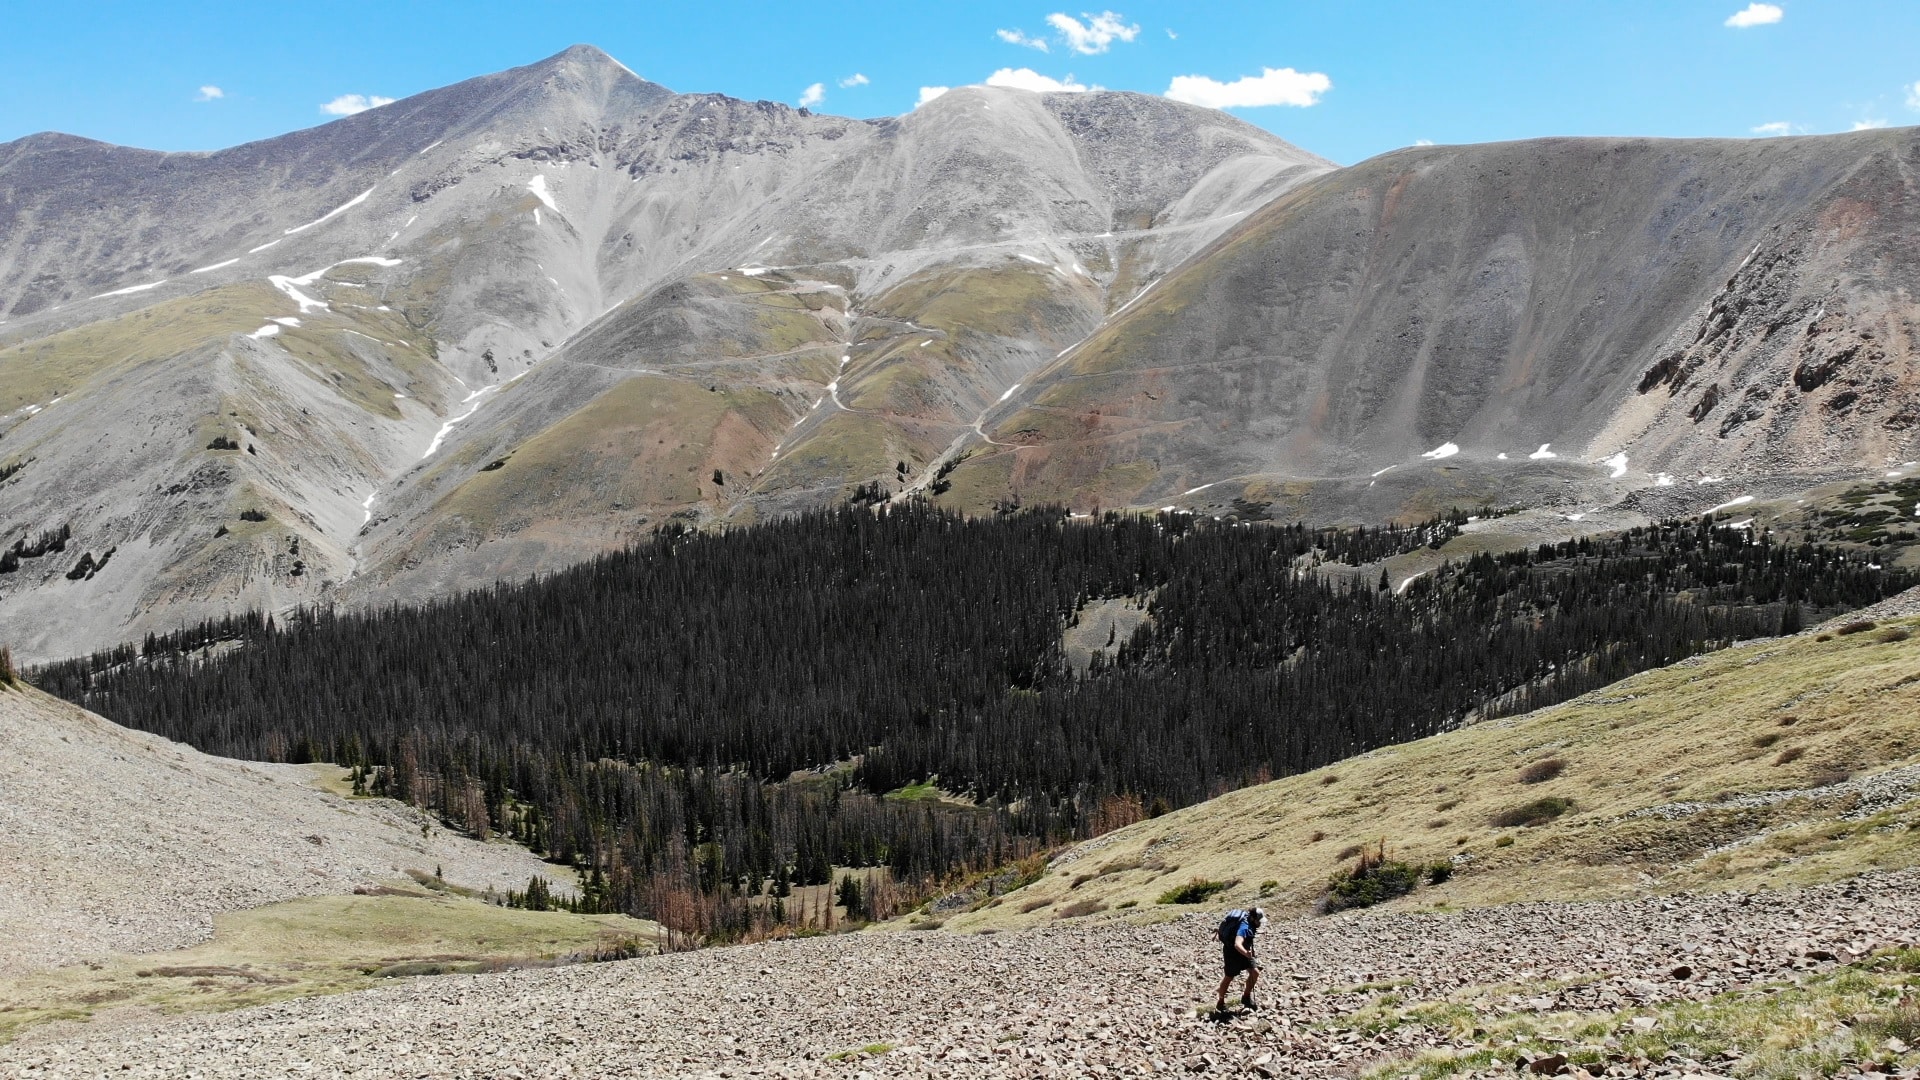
[1750,121,1793,136]
[798,82,826,107]
[916,86,951,108]
[1724,3,1783,27]
[195,85,224,102]
[1165,28,1177,40]
[1047,10,1140,54]
[986,67,1094,93]
[1413,138,1435,146]
[320,93,395,116]
[839,73,869,88]
[1165,67,1331,109]
[996,28,1049,51]
[1851,117,1889,131]
[1906,81,1920,111]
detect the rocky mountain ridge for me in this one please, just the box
[0,45,1325,660]
[2,45,1916,663]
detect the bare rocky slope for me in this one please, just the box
[0,45,1326,660]
[942,128,1920,519]
[0,684,574,977]
[4,863,1915,1077]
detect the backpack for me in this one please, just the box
[1216,909,1248,946]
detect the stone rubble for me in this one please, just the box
[5,870,1918,1078]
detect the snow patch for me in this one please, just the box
[1529,444,1557,460]
[270,317,302,327]
[527,175,558,212]
[1370,465,1397,478]
[1395,570,1428,595]
[996,383,1022,403]
[919,340,933,347]
[268,276,328,314]
[1696,476,1726,485]
[1602,452,1629,479]
[1726,518,1754,530]
[1706,495,1755,515]
[1421,442,1460,460]
[1016,253,1048,266]
[533,208,541,226]
[248,239,282,254]
[248,324,280,339]
[91,280,167,299]
[1654,473,1677,487]
[1496,453,1508,460]
[190,259,240,274]
[1566,513,1586,522]
[738,267,767,277]
[422,388,499,459]
[285,187,374,235]
[417,140,442,156]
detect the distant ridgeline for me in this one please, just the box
[38,506,1907,938]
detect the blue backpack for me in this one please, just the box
[1217,909,1253,946]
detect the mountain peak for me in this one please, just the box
[534,43,649,83]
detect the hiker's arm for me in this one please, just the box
[1235,934,1254,959]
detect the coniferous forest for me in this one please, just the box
[35,506,1909,938]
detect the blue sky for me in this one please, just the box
[2,1,1915,165]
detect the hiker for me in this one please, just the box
[1215,906,1264,1012]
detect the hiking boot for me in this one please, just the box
[1241,993,1259,1011]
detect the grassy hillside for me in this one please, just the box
[924,613,1920,933]
[0,889,657,1042]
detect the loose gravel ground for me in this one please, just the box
[6,871,1917,1079]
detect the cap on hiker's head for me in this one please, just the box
[1249,907,1265,925]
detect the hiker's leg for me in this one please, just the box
[1244,967,1261,996]
[1215,971,1233,1007]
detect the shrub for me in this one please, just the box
[1306,830,1326,844]
[238,509,269,522]
[206,435,241,451]
[1325,841,1420,912]
[1019,897,1051,913]
[1494,835,1515,848]
[1156,877,1235,905]
[1116,899,1138,909]
[1876,626,1912,643]
[1490,796,1573,828]
[1752,732,1781,748]
[1774,746,1806,766]
[1334,843,1365,861]
[0,644,16,688]
[1518,757,1567,784]
[1258,879,1278,896]
[1058,898,1107,918]
[1836,619,1877,636]
[1425,861,1454,885]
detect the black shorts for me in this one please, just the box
[1222,945,1257,976]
